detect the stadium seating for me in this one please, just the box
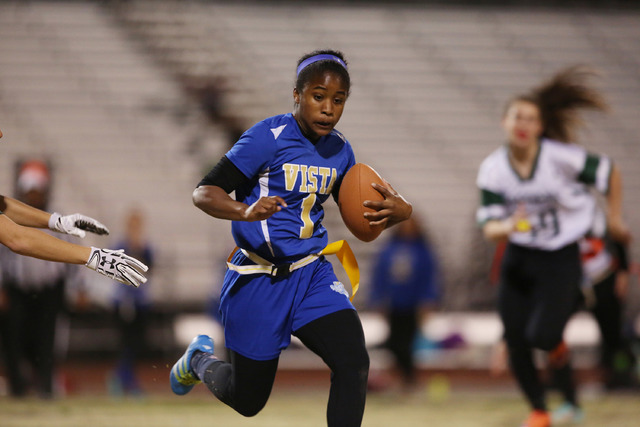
[1,1,639,320]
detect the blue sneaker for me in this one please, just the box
[551,402,584,425]
[170,334,214,395]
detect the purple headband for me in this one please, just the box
[296,54,347,77]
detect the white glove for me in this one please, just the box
[49,212,110,238]
[85,247,148,287]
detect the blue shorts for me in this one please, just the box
[219,251,355,360]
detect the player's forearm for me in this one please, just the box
[193,185,249,221]
[607,166,623,219]
[606,166,631,243]
[482,219,514,242]
[0,216,89,263]
[0,195,51,228]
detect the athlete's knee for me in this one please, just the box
[333,345,370,380]
[527,329,562,351]
[536,338,561,352]
[503,328,527,350]
[235,398,268,417]
[203,363,267,416]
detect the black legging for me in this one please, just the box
[590,272,631,376]
[386,310,418,385]
[551,269,636,397]
[197,308,369,427]
[498,242,582,411]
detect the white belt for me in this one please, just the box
[226,240,360,300]
[227,248,320,278]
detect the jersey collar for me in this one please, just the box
[506,139,542,182]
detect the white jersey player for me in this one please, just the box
[476,65,630,427]
[477,138,611,250]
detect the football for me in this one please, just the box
[338,163,386,242]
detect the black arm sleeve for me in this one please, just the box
[612,241,630,271]
[331,179,342,204]
[197,156,249,194]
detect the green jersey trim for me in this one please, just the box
[578,154,600,185]
[481,189,505,206]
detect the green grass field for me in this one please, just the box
[1,389,638,427]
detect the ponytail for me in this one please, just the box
[530,65,608,142]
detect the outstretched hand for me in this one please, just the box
[85,247,148,287]
[363,181,412,229]
[243,196,288,221]
[49,212,110,238]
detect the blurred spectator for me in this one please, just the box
[0,159,84,398]
[108,208,154,396]
[368,215,439,392]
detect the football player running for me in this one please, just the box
[170,50,411,427]
[476,66,630,427]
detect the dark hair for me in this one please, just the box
[508,65,608,142]
[295,49,351,95]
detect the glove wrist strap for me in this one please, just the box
[86,246,100,268]
[48,212,61,230]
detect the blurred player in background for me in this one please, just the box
[489,202,636,423]
[0,127,147,299]
[549,203,636,424]
[368,214,439,393]
[170,49,412,427]
[476,66,630,427]
[577,213,636,391]
[0,159,85,398]
[109,208,154,396]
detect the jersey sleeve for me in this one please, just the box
[331,139,356,203]
[225,124,277,179]
[345,142,356,170]
[578,152,612,194]
[549,140,612,194]
[476,155,508,225]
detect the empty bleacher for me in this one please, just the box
[1,1,638,316]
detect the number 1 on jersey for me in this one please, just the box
[299,193,316,239]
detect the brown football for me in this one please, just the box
[338,163,386,242]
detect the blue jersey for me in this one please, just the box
[226,113,356,262]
